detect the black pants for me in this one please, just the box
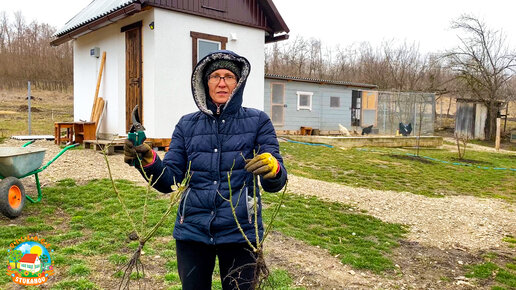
[176,240,257,290]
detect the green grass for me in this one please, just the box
[68,264,91,276]
[52,278,100,289]
[109,254,129,265]
[262,193,407,273]
[469,139,516,152]
[503,236,516,248]
[280,142,516,200]
[465,262,499,279]
[0,179,300,289]
[465,256,516,288]
[0,89,73,136]
[264,269,304,289]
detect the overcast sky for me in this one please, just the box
[2,0,515,54]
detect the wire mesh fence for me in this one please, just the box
[376,91,435,136]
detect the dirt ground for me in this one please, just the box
[2,138,514,289]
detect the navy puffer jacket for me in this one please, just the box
[142,50,287,245]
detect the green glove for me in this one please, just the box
[244,153,279,179]
[124,139,154,167]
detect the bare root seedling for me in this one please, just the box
[218,155,287,289]
[454,132,470,159]
[101,143,191,289]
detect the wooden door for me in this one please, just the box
[271,83,285,126]
[125,23,142,132]
[351,90,361,127]
[361,91,378,127]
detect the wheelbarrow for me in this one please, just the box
[0,140,78,219]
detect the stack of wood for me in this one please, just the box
[90,51,106,126]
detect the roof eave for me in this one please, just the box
[50,3,142,46]
[265,33,289,44]
[258,0,289,34]
[265,74,378,89]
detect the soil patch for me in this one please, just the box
[388,154,434,164]
[17,104,42,112]
[450,157,492,165]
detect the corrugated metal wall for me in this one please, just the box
[455,101,487,140]
[455,102,475,138]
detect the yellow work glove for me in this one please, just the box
[124,139,154,167]
[244,153,279,179]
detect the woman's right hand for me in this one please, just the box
[123,139,154,167]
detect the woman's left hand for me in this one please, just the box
[244,153,279,179]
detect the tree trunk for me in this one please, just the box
[447,96,453,118]
[485,102,498,140]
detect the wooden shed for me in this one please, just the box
[51,0,289,145]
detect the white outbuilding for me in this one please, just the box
[51,0,289,146]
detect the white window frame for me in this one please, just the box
[296,91,313,111]
[271,82,285,126]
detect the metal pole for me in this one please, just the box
[504,103,509,133]
[440,96,443,128]
[28,81,31,136]
[383,103,386,135]
[413,96,417,136]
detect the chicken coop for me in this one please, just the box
[376,91,436,136]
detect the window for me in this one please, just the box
[271,83,285,125]
[198,39,220,61]
[330,96,340,108]
[297,91,313,111]
[190,31,228,68]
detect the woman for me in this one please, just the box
[124,50,287,289]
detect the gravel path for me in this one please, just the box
[287,175,515,251]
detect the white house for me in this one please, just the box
[19,254,41,273]
[51,0,289,146]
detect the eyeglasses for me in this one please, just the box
[208,75,237,85]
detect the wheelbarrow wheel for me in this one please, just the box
[0,177,26,219]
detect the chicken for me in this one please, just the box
[361,125,373,135]
[338,124,351,136]
[399,122,412,136]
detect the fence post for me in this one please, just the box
[28,81,32,136]
[495,117,501,151]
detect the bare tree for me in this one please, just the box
[265,36,450,94]
[444,15,516,140]
[0,10,73,91]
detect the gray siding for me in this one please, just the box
[264,79,355,131]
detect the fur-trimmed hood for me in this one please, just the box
[191,50,251,116]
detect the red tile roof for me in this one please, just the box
[19,254,38,264]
